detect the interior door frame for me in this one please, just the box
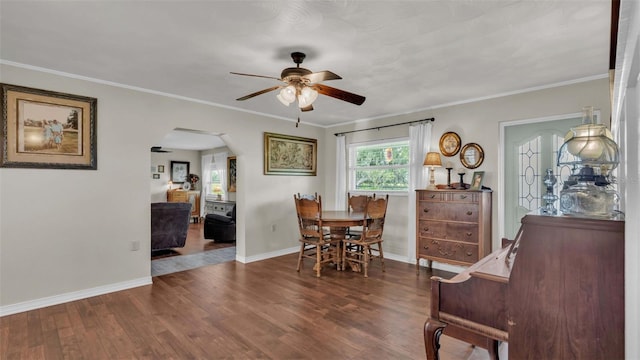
[498,112,581,240]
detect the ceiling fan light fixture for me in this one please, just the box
[298,87,318,108]
[277,85,296,106]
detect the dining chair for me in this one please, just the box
[294,194,341,277]
[345,192,371,239]
[342,194,388,277]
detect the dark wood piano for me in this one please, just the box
[424,213,624,360]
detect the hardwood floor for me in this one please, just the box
[151,221,235,260]
[1,254,491,359]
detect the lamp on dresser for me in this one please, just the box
[424,152,442,190]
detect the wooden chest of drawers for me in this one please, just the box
[416,189,492,268]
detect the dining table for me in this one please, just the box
[321,210,366,271]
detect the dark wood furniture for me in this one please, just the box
[424,213,625,360]
[416,189,492,270]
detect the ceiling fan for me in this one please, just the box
[150,146,172,153]
[231,52,366,113]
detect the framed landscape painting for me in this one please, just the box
[264,132,317,176]
[0,83,97,169]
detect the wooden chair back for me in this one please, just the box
[348,192,370,213]
[362,194,388,240]
[294,194,323,239]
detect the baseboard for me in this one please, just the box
[0,276,152,317]
[236,246,299,263]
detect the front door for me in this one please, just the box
[503,116,582,239]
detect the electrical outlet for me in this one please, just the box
[271,224,277,232]
[130,240,140,251]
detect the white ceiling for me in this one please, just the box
[0,0,612,148]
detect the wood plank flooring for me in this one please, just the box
[1,254,490,359]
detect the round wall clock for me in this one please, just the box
[182,182,191,191]
[439,132,461,157]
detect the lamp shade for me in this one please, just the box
[424,152,442,167]
[298,86,318,108]
[276,85,296,106]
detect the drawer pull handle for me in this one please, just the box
[466,251,473,256]
[460,195,467,199]
[430,194,436,198]
[423,246,429,250]
[424,208,430,213]
[466,211,473,216]
[466,232,472,237]
[424,227,430,231]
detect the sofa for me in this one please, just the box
[151,202,192,251]
[204,204,236,242]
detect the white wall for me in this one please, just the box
[0,63,325,312]
[323,78,611,266]
[613,0,639,357]
[150,149,202,203]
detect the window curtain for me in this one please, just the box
[408,122,432,262]
[201,154,214,215]
[335,135,347,211]
[213,151,228,200]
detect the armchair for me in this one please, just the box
[204,205,236,242]
[151,202,192,251]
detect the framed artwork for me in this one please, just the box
[227,156,237,192]
[170,160,189,183]
[470,171,485,190]
[264,132,317,176]
[157,165,164,173]
[460,143,485,169]
[152,173,160,179]
[439,131,461,157]
[0,83,97,169]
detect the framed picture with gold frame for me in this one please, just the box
[264,132,317,176]
[460,143,485,169]
[227,156,237,192]
[439,131,461,157]
[0,83,97,169]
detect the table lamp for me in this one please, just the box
[424,152,442,190]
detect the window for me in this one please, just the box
[208,170,224,196]
[348,138,410,192]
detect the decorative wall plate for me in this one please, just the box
[460,143,484,169]
[439,132,461,156]
[182,182,191,190]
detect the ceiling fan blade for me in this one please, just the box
[313,84,366,105]
[236,85,282,101]
[302,70,342,84]
[230,72,283,81]
[300,104,314,112]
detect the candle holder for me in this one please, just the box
[457,171,466,189]
[542,168,558,214]
[446,167,453,188]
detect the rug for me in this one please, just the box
[151,246,236,276]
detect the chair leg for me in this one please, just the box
[377,242,386,272]
[315,244,322,277]
[296,242,305,272]
[341,241,347,271]
[363,244,370,277]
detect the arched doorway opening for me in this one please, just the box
[150,128,236,276]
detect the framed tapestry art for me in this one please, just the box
[0,83,97,169]
[264,132,317,176]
